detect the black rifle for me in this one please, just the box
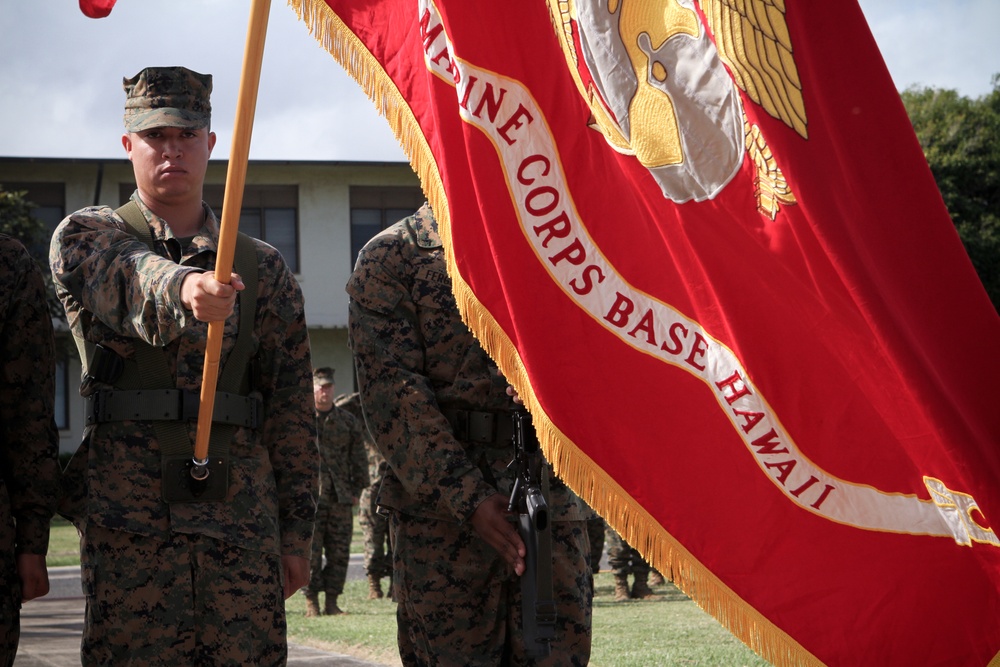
[507,408,556,658]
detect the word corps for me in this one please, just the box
[416,0,996,549]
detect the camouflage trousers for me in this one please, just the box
[390,512,593,667]
[585,516,605,574]
[359,486,391,579]
[80,525,286,666]
[0,559,20,667]
[305,501,353,596]
[604,526,650,578]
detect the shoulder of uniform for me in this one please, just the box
[51,206,127,240]
[241,234,299,281]
[0,234,32,262]
[334,392,360,407]
[407,203,441,249]
[75,204,123,222]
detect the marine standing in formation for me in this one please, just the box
[348,203,593,666]
[304,366,368,616]
[49,66,318,665]
[605,526,655,601]
[335,389,393,600]
[0,235,60,667]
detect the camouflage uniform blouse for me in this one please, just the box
[315,405,368,506]
[347,204,583,523]
[0,235,60,568]
[49,192,318,558]
[335,391,387,488]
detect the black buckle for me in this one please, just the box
[181,389,200,422]
[85,391,106,425]
[447,409,514,443]
[467,411,497,443]
[248,398,261,429]
[535,601,558,627]
[86,344,124,384]
[452,409,469,440]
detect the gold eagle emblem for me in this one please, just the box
[701,0,808,139]
[547,0,804,217]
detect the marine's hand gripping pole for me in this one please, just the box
[192,0,271,480]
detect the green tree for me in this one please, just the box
[901,75,1000,311]
[0,186,64,320]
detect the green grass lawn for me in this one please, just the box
[283,573,769,667]
[47,516,82,566]
[48,516,769,666]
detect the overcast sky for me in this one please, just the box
[1,0,997,163]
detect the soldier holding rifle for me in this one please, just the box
[348,203,592,666]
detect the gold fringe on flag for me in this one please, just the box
[287,1,823,664]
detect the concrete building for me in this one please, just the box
[0,156,423,453]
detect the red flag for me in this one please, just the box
[79,0,116,18]
[290,0,1000,664]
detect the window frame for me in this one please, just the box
[349,185,425,264]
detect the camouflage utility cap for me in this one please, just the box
[314,367,335,386]
[123,66,212,132]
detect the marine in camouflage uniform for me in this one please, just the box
[604,526,654,601]
[0,235,61,667]
[348,204,592,666]
[335,390,393,599]
[304,368,368,616]
[49,67,318,666]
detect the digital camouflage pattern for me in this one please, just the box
[122,66,212,132]
[316,403,368,507]
[305,403,367,597]
[80,525,286,666]
[347,204,588,522]
[581,503,605,575]
[0,235,60,666]
[391,513,592,666]
[335,391,392,582]
[605,525,650,581]
[49,191,318,558]
[347,204,592,665]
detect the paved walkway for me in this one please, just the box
[13,565,386,667]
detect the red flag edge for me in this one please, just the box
[79,0,117,18]
[287,0,825,664]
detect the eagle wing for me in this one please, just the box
[699,0,808,138]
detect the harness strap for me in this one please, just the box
[85,388,262,429]
[89,200,261,459]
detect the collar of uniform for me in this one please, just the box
[408,202,442,249]
[130,190,220,255]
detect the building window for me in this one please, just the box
[350,186,425,264]
[55,356,69,430]
[121,183,301,273]
[200,185,301,273]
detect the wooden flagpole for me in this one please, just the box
[192,0,271,474]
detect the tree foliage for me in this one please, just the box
[0,186,64,320]
[901,75,1000,310]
